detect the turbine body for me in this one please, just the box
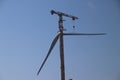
[37,10,106,80]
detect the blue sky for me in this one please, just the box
[0,0,120,80]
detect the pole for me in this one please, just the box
[59,14,65,80]
[51,10,78,80]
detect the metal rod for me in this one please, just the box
[51,10,78,20]
[59,15,65,80]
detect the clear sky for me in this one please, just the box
[0,0,120,80]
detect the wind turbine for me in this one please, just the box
[37,10,106,80]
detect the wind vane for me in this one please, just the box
[37,10,106,80]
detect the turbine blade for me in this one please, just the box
[37,32,61,76]
[63,33,106,36]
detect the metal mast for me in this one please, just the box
[59,15,65,80]
[51,10,78,80]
